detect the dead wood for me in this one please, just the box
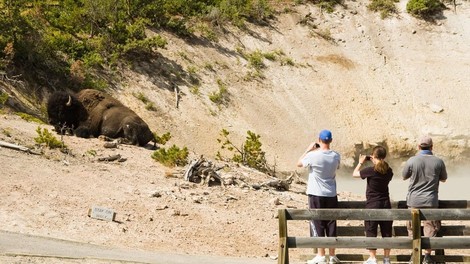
[0,140,41,155]
[260,175,293,191]
[97,154,122,162]
[183,156,223,186]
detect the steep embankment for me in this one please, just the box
[2,1,469,170]
[103,1,470,171]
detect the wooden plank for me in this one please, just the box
[336,254,411,262]
[422,237,470,249]
[411,209,421,264]
[336,225,469,237]
[337,200,470,209]
[285,208,470,221]
[419,209,470,220]
[287,237,412,249]
[438,200,470,208]
[278,209,289,264]
[286,209,412,221]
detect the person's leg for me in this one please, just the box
[365,220,379,262]
[324,196,340,263]
[309,195,327,258]
[423,220,441,262]
[380,220,393,258]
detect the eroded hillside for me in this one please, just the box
[2,0,470,171]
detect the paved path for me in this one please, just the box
[0,230,275,264]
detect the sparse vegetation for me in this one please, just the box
[133,92,156,111]
[216,129,270,173]
[86,149,97,157]
[2,128,12,137]
[406,0,446,18]
[368,0,399,18]
[303,0,343,13]
[154,132,172,145]
[151,145,189,167]
[0,91,8,105]
[209,79,229,105]
[246,50,266,70]
[16,113,45,124]
[34,127,66,149]
[190,85,201,95]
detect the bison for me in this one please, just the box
[47,89,155,147]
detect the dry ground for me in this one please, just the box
[1,0,470,263]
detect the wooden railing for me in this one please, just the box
[278,200,470,264]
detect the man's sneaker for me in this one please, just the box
[383,257,391,264]
[329,255,341,264]
[363,257,377,264]
[307,255,327,264]
[422,255,435,264]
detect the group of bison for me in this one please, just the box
[47,89,155,147]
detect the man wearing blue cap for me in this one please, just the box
[297,129,341,264]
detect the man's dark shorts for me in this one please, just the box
[308,195,338,237]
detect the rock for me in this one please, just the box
[430,104,444,113]
[270,197,281,205]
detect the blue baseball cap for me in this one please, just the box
[319,129,332,141]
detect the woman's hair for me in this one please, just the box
[372,146,390,174]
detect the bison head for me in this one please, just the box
[47,91,89,135]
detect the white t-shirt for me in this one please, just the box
[301,150,341,197]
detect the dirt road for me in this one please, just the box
[0,230,275,264]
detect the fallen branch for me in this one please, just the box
[183,156,223,186]
[259,175,294,191]
[97,154,124,162]
[0,140,41,155]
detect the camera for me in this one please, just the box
[365,155,371,160]
[314,143,320,148]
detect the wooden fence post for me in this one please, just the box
[278,209,289,264]
[411,209,422,264]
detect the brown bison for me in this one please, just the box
[47,89,155,147]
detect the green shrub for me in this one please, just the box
[216,129,270,173]
[368,0,399,18]
[151,145,189,167]
[34,127,66,149]
[209,79,229,105]
[406,0,445,18]
[246,50,265,70]
[133,92,150,103]
[0,91,8,105]
[311,0,343,13]
[154,132,172,145]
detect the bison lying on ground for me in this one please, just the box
[47,89,155,147]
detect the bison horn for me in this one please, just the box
[66,95,72,106]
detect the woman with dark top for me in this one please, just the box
[353,146,394,264]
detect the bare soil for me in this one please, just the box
[1,1,470,263]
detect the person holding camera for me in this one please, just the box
[297,129,341,264]
[402,135,447,264]
[353,146,394,264]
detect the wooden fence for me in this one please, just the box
[278,200,470,264]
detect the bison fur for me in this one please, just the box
[47,89,155,147]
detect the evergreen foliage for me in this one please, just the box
[34,126,66,149]
[151,145,189,167]
[368,0,399,18]
[216,129,270,173]
[406,0,446,18]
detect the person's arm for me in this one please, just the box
[352,154,367,178]
[296,142,319,167]
[402,161,412,180]
[440,161,448,182]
